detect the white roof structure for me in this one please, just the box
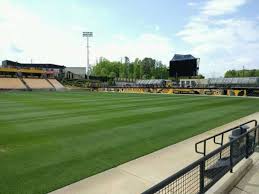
[136,79,165,85]
[208,77,259,85]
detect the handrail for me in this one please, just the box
[142,124,259,194]
[195,120,257,156]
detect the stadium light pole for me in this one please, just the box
[83,31,93,79]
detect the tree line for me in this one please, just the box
[224,69,259,78]
[91,57,169,80]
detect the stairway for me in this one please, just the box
[19,77,32,91]
[45,78,56,91]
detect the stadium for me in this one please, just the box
[1,1,259,194]
[1,53,259,194]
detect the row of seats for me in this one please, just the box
[0,78,26,89]
[0,78,64,90]
[23,78,53,89]
[48,79,65,89]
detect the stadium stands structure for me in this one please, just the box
[207,77,259,88]
[0,78,27,90]
[93,76,259,97]
[2,58,259,96]
[48,79,65,90]
[23,78,54,90]
[0,77,64,91]
[0,60,65,91]
[2,60,65,78]
[136,79,166,87]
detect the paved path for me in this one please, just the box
[230,152,259,194]
[50,112,259,194]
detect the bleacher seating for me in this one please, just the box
[23,78,54,89]
[0,77,65,90]
[48,79,65,90]
[0,78,27,89]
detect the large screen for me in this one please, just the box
[169,59,198,77]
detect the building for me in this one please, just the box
[65,67,86,79]
[2,60,66,77]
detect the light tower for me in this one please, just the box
[83,31,93,79]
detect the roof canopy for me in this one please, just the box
[2,60,66,69]
[136,79,165,85]
[171,54,197,61]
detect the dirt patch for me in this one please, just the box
[0,148,7,153]
[0,146,8,153]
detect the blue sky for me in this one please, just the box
[1,0,259,77]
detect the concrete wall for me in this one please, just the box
[65,67,86,77]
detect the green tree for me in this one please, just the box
[141,58,156,79]
[92,57,169,80]
[109,72,116,78]
[224,69,259,78]
[133,58,141,79]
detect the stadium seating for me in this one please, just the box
[0,78,65,90]
[48,79,65,90]
[0,78,27,89]
[23,78,54,89]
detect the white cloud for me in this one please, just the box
[0,1,84,66]
[9,44,23,53]
[94,33,173,64]
[202,0,247,16]
[144,24,161,32]
[0,1,173,69]
[187,1,198,7]
[178,0,259,77]
[154,25,160,31]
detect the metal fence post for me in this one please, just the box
[230,143,233,173]
[254,127,259,152]
[245,133,249,159]
[204,141,206,156]
[199,160,205,194]
[257,126,259,148]
[220,134,224,159]
[253,129,256,153]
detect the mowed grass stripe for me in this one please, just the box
[0,95,209,124]
[0,96,235,139]
[0,91,259,194]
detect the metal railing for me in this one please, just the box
[195,120,257,156]
[142,124,259,194]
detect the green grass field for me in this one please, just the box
[0,91,259,194]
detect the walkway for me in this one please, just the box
[230,152,259,194]
[50,112,259,194]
